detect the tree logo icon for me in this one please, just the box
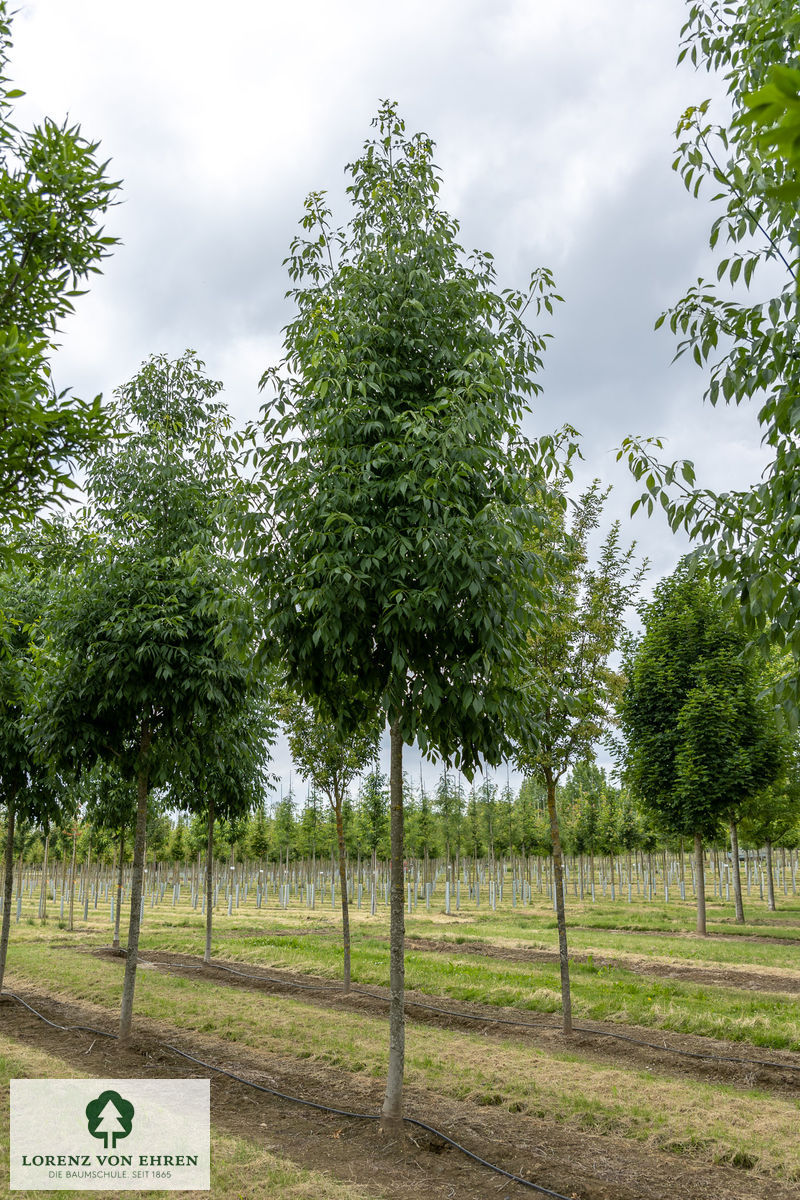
[85,1090,135,1149]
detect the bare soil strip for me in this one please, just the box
[1,986,795,1200]
[124,948,800,1099]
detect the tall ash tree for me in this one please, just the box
[617,564,784,935]
[173,697,274,966]
[244,102,564,1133]
[0,550,63,992]
[0,0,119,530]
[33,352,265,1040]
[511,481,645,1034]
[280,688,380,992]
[620,0,800,717]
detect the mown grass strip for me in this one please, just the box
[126,919,800,1051]
[0,1032,383,1200]
[5,943,800,1182]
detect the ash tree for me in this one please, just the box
[280,688,380,991]
[511,482,645,1033]
[737,686,800,913]
[172,697,274,965]
[244,102,565,1132]
[0,1,119,528]
[75,761,138,950]
[0,549,63,992]
[620,0,800,717]
[32,352,265,1039]
[617,564,783,934]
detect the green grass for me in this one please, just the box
[5,938,800,1183]
[111,917,800,1050]
[21,887,800,1047]
[0,1032,382,1200]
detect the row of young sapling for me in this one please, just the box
[6,843,796,930]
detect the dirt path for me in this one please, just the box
[2,986,796,1200]
[124,948,800,1100]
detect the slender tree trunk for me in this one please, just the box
[83,838,92,920]
[334,793,351,993]
[0,798,16,993]
[204,797,214,964]
[113,828,125,950]
[381,720,405,1136]
[67,829,78,932]
[119,724,151,1041]
[729,821,745,924]
[38,833,49,919]
[765,839,776,911]
[59,847,67,915]
[545,767,572,1034]
[694,831,706,935]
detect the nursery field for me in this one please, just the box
[3,884,800,1200]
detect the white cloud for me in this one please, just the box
[7,0,771,792]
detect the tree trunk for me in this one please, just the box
[67,830,77,932]
[545,768,572,1034]
[381,720,405,1136]
[694,831,706,935]
[729,821,745,924]
[0,798,16,993]
[113,828,125,950]
[119,723,151,1041]
[334,793,351,993]
[765,839,776,912]
[38,833,49,919]
[204,797,214,964]
[83,838,92,920]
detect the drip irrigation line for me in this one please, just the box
[162,1042,574,1200]
[1,989,574,1200]
[156,956,800,1076]
[4,991,116,1039]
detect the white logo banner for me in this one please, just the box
[10,1078,210,1190]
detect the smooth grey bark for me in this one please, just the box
[204,796,214,965]
[0,798,16,993]
[119,723,151,1041]
[694,831,707,935]
[765,839,776,911]
[112,828,125,950]
[729,821,745,924]
[38,832,49,919]
[67,828,77,931]
[545,767,572,1035]
[333,790,351,993]
[381,720,405,1135]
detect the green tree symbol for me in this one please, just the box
[86,1090,135,1149]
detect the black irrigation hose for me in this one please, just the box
[5,990,116,1040]
[1,989,575,1200]
[157,956,800,1076]
[162,1042,573,1200]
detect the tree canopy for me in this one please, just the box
[245,101,569,770]
[618,564,783,844]
[0,1,119,528]
[620,0,800,716]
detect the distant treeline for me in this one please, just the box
[7,760,796,870]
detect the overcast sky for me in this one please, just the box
[11,1,769,801]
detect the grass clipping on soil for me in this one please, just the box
[6,939,800,1183]
[0,1033,381,1200]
